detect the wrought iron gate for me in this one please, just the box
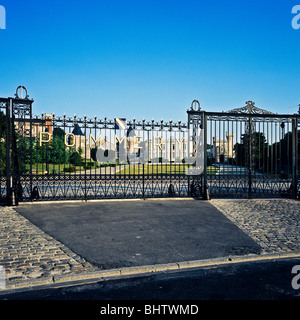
[0,88,299,205]
[188,101,300,199]
[0,87,35,205]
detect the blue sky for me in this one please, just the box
[0,0,300,121]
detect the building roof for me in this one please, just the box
[72,124,84,136]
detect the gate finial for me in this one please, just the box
[246,101,255,114]
[227,101,273,114]
[15,86,29,100]
[191,100,201,112]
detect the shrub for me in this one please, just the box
[69,151,83,166]
[64,166,76,173]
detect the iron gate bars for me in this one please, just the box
[26,114,190,201]
[0,88,299,204]
[1,89,191,202]
[188,101,299,199]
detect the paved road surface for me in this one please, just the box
[1,258,299,300]
[14,200,261,270]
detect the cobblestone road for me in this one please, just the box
[0,206,97,284]
[0,198,299,288]
[211,199,300,253]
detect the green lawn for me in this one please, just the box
[25,163,219,175]
[26,163,85,174]
[116,164,219,175]
[26,162,102,174]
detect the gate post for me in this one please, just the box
[5,86,34,205]
[202,112,209,200]
[292,117,298,199]
[5,99,12,205]
[187,100,208,200]
[248,115,253,199]
[244,101,256,200]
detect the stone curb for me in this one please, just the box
[1,251,300,295]
[17,198,197,205]
[14,197,296,206]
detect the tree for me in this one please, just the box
[49,128,69,164]
[69,150,83,166]
[269,130,300,175]
[32,127,69,165]
[234,132,268,171]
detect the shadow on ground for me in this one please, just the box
[14,200,261,269]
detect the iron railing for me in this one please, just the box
[0,88,299,204]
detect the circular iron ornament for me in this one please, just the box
[191,100,200,111]
[15,86,29,100]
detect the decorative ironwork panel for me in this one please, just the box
[204,102,298,198]
[1,89,299,203]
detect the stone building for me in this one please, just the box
[213,132,235,163]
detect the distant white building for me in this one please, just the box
[146,138,191,163]
[69,125,196,164]
[213,132,235,163]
